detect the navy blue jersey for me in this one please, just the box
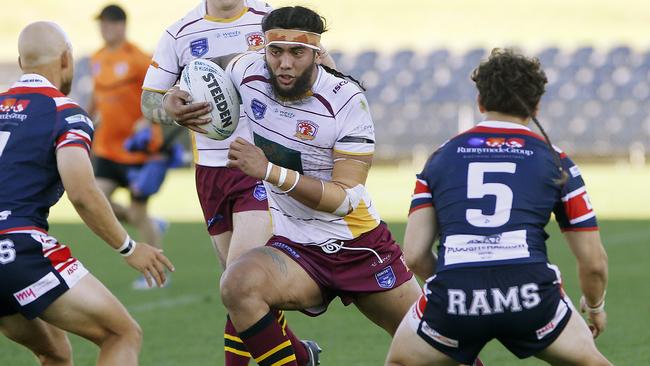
[0,74,94,233]
[410,121,597,272]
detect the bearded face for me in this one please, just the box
[265,44,317,101]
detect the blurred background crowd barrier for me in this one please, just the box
[1,45,648,164]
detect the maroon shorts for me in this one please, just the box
[195,165,269,235]
[267,222,413,316]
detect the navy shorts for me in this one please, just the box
[0,230,88,319]
[407,263,571,364]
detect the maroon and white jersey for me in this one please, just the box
[226,51,381,244]
[142,0,272,167]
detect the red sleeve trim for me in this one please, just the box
[56,103,77,111]
[408,203,433,215]
[560,227,599,232]
[56,142,90,152]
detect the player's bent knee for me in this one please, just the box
[220,258,268,308]
[37,351,72,366]
[96,311,142,349]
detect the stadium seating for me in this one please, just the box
[1,46,647,160]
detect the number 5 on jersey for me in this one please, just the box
[466,162,516,228]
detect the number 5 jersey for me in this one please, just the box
[410,121,598,272]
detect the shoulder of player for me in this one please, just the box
[551,144,570,159]
[314,69,366,118]
[164,3,205,39]
[245,0,273,14]
[51,96,86,115]
[234,51,267,77]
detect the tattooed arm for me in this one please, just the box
[141,89,176,126]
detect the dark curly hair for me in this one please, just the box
[472,48,567,185]
[262,6,365,90]
[471,48,547,118]
[262,5,327,34]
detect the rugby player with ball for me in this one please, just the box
[165,6,485,366]
[141,1,323,365]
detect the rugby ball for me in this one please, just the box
[179,59,240,140]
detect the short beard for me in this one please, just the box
[269,62,316,101]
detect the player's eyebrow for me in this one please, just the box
[268,45,307,52]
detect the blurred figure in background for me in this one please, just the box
[0,21,173,366]
[90,4,169,290]
[385,49,611,366]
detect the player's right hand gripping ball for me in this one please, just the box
[180,59,240,140]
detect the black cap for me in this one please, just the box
[96,4,127,21]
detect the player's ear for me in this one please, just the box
[60,50,69,70]
[477,95,486,113]
[18,56,22,70]
[532,102,540,118]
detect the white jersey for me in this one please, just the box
[142,0,272,167]
[226,52,381,244]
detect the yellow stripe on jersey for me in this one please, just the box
[224,347,251,357]
[190,130,198,163]
[271,355,298,366]
[343,199,380,238]
[255,340,292,363]
[141,86,167,94]
[333,149,374,156]
[204,7,248,23]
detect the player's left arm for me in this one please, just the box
[564,230,608,338]
[141,90,177,126]
[229,92,374,215]
[403,206,438,281]
[228,141,370,215]
[553,152,608,337]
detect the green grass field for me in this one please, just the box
[47,164,650,223]
[0,219,648,365]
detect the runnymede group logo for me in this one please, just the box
[458,136,534,156]
[468,136,526,148]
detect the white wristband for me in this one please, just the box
[281,171,300,193]
[264,162,274,181]
[117,235,137,257]
[277,167,288,187]
[580,291,606,314]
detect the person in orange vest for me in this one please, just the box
[90,4,169,290]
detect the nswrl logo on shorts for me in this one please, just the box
[253,184,267,201]
[375,266,396,289]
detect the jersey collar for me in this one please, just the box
[477,120,531,131]
[12,73,58,90]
